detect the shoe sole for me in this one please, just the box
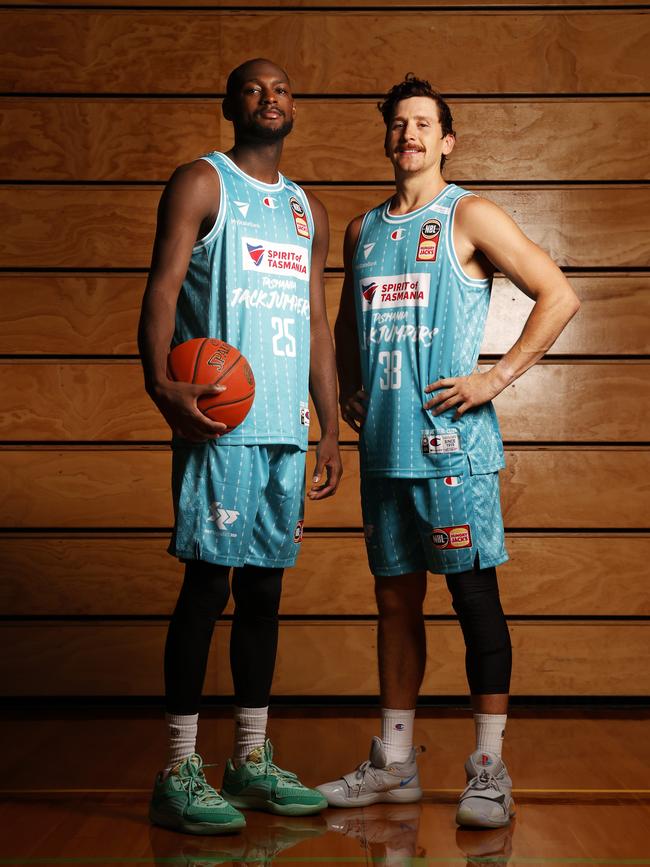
[455,801,516,829]
[149,805,246,835]
[222,793,327,816]
[318,786,423,808]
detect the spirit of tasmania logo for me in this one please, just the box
[242,237,309,282]
[360,273,430,310]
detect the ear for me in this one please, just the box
[222,97,233,121]
[442,133,455,156]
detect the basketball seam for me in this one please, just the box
[199,391,255,412]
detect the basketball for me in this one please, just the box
[167,337,255,433]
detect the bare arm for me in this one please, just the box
[335,215,367,433]
[138,160,227,441]
[425,195,580,418]
[305,191,342,500]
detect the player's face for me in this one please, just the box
[230,64,295,141]
[385,96,454,175]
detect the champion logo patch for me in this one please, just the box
[262,196,278,209]
[390,228,406,241]
[443,476,462,487]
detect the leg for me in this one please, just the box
[447,561,515,828]
[164,559,231,718]
[150,560,246,835]
[445,562,511,721]
[230,565,283,708]
[375,571,427,709]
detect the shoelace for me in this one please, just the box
[176,757,223,805]
[467,768,501,793]
[257,756,302,786]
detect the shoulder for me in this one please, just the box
[303,188,328,222]
[345,212,367,245]
[166,158,220,199]
[454,193,513,239]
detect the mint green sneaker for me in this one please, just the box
[220,739,327,816]
[149,753,246,835]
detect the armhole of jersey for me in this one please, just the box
[192,156,227,252]
[352,210,373,265]
[445,192,491,287]
[291,184,315,239]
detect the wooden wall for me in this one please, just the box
[1,0,649,699]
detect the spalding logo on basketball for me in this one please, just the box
[167,337,255,434]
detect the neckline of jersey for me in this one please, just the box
[217,152,286,192]
[382,183,454,223]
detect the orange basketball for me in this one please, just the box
[167,338,255,433]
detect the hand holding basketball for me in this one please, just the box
[166,338,256,438]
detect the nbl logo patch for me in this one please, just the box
[416,218,441,262]
[293,520,304,543]
[431,524,473,550]
[289,196,310,239]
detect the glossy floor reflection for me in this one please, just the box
[2,709,650,865]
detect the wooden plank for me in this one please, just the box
[0,621,647,696]
[1,273,647,357]
[1,532,648,617]
[3,97,649,183]
[2,360,648,444]
[1,11,648,94]
[2,1,643,7]
[0,446,648,530]
[1,186,649,269]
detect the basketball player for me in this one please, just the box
[138,58,342,834]
[317,75,580,828]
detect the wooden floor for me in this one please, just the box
[2,708,649,865]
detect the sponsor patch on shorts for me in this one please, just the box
[293,520,304,543]
[300,402,310,426]
[431,524,473,550]
[421,429,461,455]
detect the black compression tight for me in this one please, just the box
[445,562,512,695]
[164,560,283,715]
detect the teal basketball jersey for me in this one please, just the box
[173,152,314,449]
[352,184,505,477]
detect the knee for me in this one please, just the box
[232,567,283,618]
[375,575,425,620]
[176,561,231,619]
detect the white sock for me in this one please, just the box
[163,712,198,777]
[233,706,268,767]
[381,708,415,764]
[474,713,507,758]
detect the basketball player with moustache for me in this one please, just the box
[317,75,580,828]
[138,58,342,835]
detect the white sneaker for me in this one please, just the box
[317,737,423,808]
[455,750,516,828]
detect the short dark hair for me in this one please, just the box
[378,73,455,169]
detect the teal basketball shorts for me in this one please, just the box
[169,443,306,568]
[361,459,508,576]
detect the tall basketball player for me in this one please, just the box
[138,58,342,835]
[317,75,579,828]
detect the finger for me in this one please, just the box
[310,454,327,489]
[424,378,454,394]
[424,388,455,410]
[433,395,462,416]
[348,400,367,419]
[453,401,472,421]
[308,465,338,500]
